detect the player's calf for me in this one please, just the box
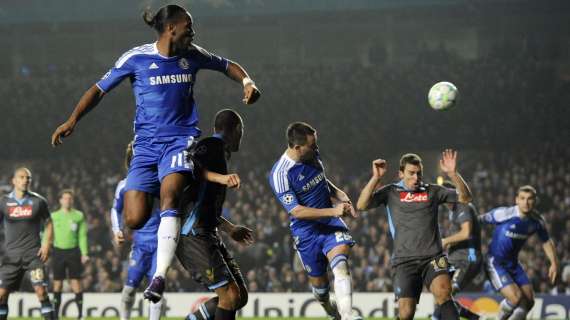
[120,285,136,320]
[330,255,354,320]
[397,298,416,320]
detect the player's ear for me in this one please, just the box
[398,170,404,179]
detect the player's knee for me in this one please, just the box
[218,283,241,310]
[0,290,8,304]
[124,212,145,229]
[432,282,452,304]
[235,287,248,310]
[507,291,522,307]
[398,305,415,320]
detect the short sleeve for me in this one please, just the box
[191,44,229,72]
[369,185,391,208]
[96,52,136,93]
[38,197,51,221]
[455,203,475,225]
[269,171,300,213]
[536,217,550,243]
[433,185,459,204]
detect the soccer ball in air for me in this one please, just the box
[428,81,458,111]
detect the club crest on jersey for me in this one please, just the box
[399,192,428,203]
[8,205,33,218]
[178,58,189,69]
[281,194,294,205]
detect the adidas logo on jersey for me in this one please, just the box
[149,63,159,69]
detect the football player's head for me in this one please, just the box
[143,5,195,50]
[399,153,423,190]
[12,167,32,192]
[516,185,537,214]
[214,109,244,153]
[287,122,318,163]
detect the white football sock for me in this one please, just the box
[154,216,180,278]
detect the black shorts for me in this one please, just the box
[176,230,245,291]
[449,258,482,292]
[52,247,83,280]
[393,254,450,302]
[0,254,47,291]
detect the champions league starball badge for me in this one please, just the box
[178,57,189,69]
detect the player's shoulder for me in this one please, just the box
[114,42,158,68]
[491,206,518,221]
[187,43,213,59]
[529,210,547,225]
[270,154,297,190]
[28,191,48,204]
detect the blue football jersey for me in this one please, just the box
[269,153,348,235]
[481,206,549,261]
[96,42,229,138]
[111,178,160,242]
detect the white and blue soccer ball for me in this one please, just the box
[428,81,458,111]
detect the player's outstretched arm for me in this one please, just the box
[543,239,560,284]
[356,159,386,211]
[51,85,106,146]
[440,149,473,203]
[219,217,254,246]
[225,61,261,105]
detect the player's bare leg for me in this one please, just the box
[430,274,459,320]
[124,190,154,229]
[308,275,340,320]
[0,288,9,320]
[507,284,534,320]
[498,284,523,320]
[145,172,187,302]
[397,298,417,320]
[326,244,359,320]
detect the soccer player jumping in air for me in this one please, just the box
[51,4,259,302]
[269,122,360,320]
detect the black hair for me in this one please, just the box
[214,109,243,133]
[286,122,316,148]
[142,5,188,33]
[399,153,423,172]
[58,188,75,199]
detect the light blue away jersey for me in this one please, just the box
[480,205,549,262]
[269,153,348,234]
[111,178,160,242]
[96,42,229,138]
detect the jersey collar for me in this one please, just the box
[8,190,30,205]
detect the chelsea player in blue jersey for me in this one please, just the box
[481,185,559,320]
[51,4,258,302]
[111,142,163,320]
[269,122,360,320]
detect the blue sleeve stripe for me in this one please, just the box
[386,205,396,238]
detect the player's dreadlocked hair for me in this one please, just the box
[399,153,423,172]
[287,122,316,148]
[142,4,188,33]
[124,141,134,171]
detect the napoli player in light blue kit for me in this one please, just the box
[110,142,163,320]
[51,4,259,302]
[269,122,360,320]
[480,185,559,320]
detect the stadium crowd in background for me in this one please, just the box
[1,45,569,296]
